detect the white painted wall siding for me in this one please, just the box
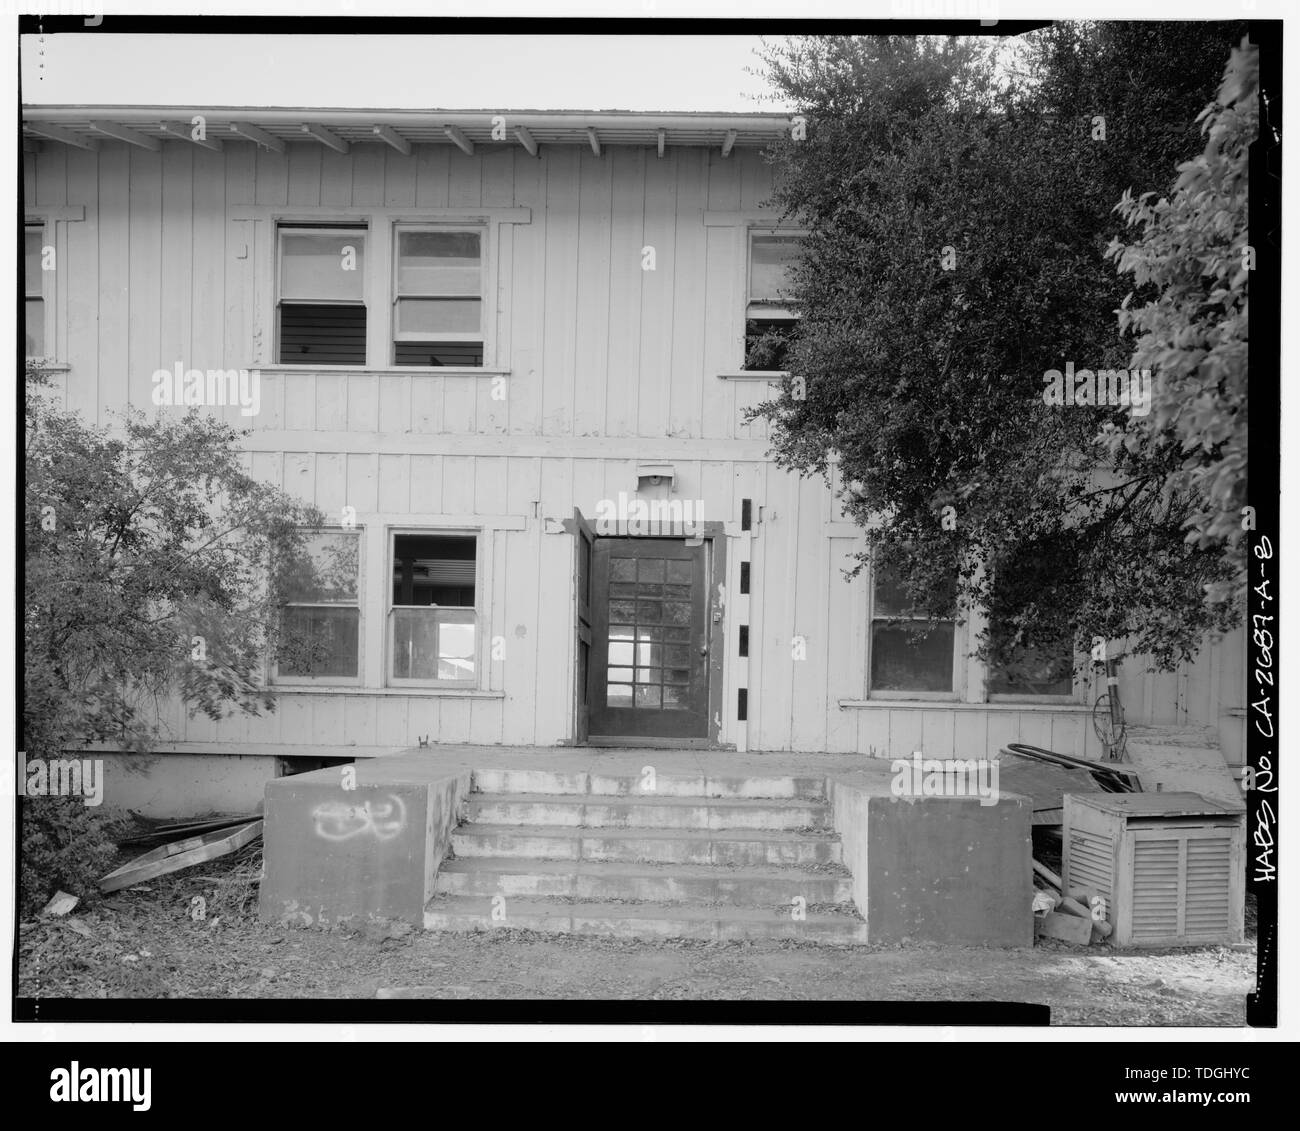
[26,139,1245,757]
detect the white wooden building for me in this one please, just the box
[21,104,1247,810]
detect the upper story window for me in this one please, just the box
[744,232,802,372]
[25,225,46,358]
[277,225,367,365]
[275,530,362,682]
[393,228,485,367]
[869,561,960,697]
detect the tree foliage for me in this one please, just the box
[1106,39,1256,605]
[19,797,129,916]
[752,27,1249,672]
[24,366,324,761]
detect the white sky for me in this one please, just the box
[20,33,786,113]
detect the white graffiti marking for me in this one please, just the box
[312,794,407,842]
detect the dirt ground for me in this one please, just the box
[17,847,1256,1025]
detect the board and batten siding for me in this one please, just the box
[27,141,777,440]
[27,139,1245,757]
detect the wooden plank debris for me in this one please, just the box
[1032,859,1113,943]
[1033,860,1063,890]
[1002,743,1142,793]
[41,891,79,916]
[121,813,261,845]
[100,820,263,893]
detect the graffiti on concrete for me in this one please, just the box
[312,794,407,842]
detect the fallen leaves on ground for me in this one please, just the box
[16,848,1256,1023]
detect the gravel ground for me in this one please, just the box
[17,849,1256,1025]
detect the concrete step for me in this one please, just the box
[451,824,843,867]
[463,792,830,831]
[423,895,868,944]
[471,768,829,801]
[435,856,854,904]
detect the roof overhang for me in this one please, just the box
[21,106,792,157]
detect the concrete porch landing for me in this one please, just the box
[318,744,908,783]
[258,745,1033,947]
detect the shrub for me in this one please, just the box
[19,797,129,917]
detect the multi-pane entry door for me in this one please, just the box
[588,538,710,739]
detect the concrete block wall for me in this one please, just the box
[92,752,274,818]
[259,756,472,926]
[830,779,1034,946]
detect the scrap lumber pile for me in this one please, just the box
[1031,858,1113,946]
[1004,742,1137,944]
[999,743,1141,828]
[100,815,263,893]
[1001,743,1142,793]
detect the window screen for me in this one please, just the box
[869,561,957,694]
[744,233,801,371]
[277,227,367,365]
[277,531,361,679]
[393,229,484,367]
[390,533,478,682]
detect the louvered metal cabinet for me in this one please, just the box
[1063,793,1245,947]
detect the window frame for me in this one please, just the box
[979,565,1082,703]
[275,223,370,367]
[21,206,87,368]
[242,205,526,372]
[866,560,965,702]
[271,526,365,687]
[24,220,50,361]
[385,525,485,689]
[854,548,1084,705]
[390,223,487,361]
[741,225,805,374]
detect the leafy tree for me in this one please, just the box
[1106,39,1256,605]
[24,365,325,762]
[23,367,337,910]
[751,27,1249,673]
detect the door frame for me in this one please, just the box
[567,517,727,748]
[572,508,596,745]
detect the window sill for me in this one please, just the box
[716,370,791,381]
[27,360,70,372]
[273,685,505,699]
[839,698,1088,712]
[259,365,509,377]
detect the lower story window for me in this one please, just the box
[276,530,361,680]
[869,561,958,694]
[985,620,1075,697]
[390,532,478,683]
[871,621,956,692]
